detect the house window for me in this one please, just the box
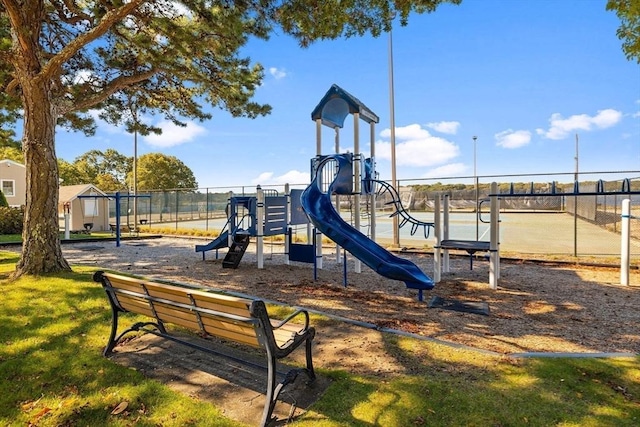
[1,180,15,197]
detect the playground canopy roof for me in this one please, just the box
[311,84,379,128]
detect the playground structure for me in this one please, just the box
[430,178,640,288]
[304,84,434,300]
[195,186,327,273]
[302,153,434,300]
[433,183,501,289]
[110,192,152,246]
[191,84,638,293]
[193,84,437,300]
[372,179,434,239]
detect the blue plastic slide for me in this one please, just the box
[301,155,434,301]
[195,230,229,259]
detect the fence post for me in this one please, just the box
[621,199,630,286]
[256,186,264,269]
[489,182,499,289]
[433,194,441,283]
[443,194,450,273]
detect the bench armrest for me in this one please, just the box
[272,309,310,331]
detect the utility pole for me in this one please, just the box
[388,22,399,247]
[573,133,579,256]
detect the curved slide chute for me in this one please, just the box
[372,179,434,239]
[301,155,434,301]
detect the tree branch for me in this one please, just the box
[60,68,159,114]
[52,0,93,25]
[41,0,146,82]
[2,0,33,54]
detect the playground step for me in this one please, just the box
[222,234,250,269]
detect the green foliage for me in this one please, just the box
[134,153,198,190]
[57,159,86,186]
[607,0,640,63]
[0,189,7,207]
[60,148,199,191]
[1,0,463,276]
[1,0,464,138]
[74,149,131,185]
[0,206,23,233]
[0,146,22,162]
[95,173,127,192]
[411,182,469,192]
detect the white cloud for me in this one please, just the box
[426,121,460,135]
[377,124,459,167]
[87,109,122,134]
[143,120,207,148]
[251,170,309,186]
[536,109,622,140]
[269,67,287,80]
[73,70,93,85]
[495,129,532,149]
[422,163,467,178]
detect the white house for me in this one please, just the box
[0,159,26,207]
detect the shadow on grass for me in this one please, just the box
[301,332,640,426]
[0,269,240,426]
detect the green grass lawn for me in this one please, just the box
[0,250,638,426]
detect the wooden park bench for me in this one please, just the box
[93,271,316,426]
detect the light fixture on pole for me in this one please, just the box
[473,135,478,241]
[388,15,399,247]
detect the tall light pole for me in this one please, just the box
[573,134,579,256]
[388,21,399,247]
[133,128,138,230]
[473,135,478,240]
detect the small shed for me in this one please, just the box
[59,184,110,232]
[0,159,27,207]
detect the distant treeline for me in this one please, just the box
[410,179,640,194]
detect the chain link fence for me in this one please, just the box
[108,171,639,263]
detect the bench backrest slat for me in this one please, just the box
[100,272,263,348]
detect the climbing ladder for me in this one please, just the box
[222,233,251,269]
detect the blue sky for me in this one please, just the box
[55,0,640,189]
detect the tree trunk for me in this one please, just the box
[12,79,70,278]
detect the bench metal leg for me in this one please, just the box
[260,337,316,426]
[103,303,166,356]
[261,351,279,427]
[305,336,316,381]
[104,307,120,356]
